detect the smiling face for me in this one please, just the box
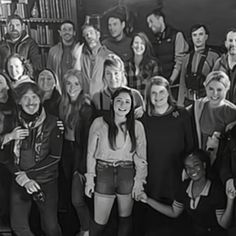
[59,23,75,43]
[225,31,236,56]
[132,36,146,56]
[113,92,132,118]
[205,80,227,106]
[38,70,55,92]
[150,84,169,109]
[7,57,24,81]
[65,75,82,101]
[185,155,205,181]
[104,65,123,90]
[19,89,40,115]
[191,26,208,49]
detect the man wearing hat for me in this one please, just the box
[102,8,132,65]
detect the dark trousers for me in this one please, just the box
[10,179,62,236]
[59,140,90,234]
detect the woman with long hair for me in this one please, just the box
[126,32,161,97]
[59,69,92,236]
[37,68,61,117]
[85,87,147,236]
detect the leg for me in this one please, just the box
[72,172,90,232]
[117,194,134,236]
[10,181,34,236]
[37,180,62,236]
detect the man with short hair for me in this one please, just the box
[146,9,189,86]
[213,29,236,104]
[102,9,132,65]
[0,14,42,73]
[73,24,112,96]
[178,24,220,106]
[47,20,79,88]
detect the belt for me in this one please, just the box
[97,159,133,167]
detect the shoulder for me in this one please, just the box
[135,120,145,132]
[49,43,61,53]
[91,117,105,129]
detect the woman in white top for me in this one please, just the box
[85,87,147,236]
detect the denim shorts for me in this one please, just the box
[95,160,135,195]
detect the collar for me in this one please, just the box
[186,179,211,209]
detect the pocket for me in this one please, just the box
[96,162,108,172]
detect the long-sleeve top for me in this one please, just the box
[86,117,146,178]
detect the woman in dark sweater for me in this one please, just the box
[141,76,194,235]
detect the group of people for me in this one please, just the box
[1,6,236,236]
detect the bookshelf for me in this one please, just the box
[0,0,78,66]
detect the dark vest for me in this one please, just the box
[152,25,178,79]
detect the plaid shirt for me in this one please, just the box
[126,59,160,97]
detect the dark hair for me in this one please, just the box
[5,53,33,80]
[81,23,100,34]
[146,9,165,21]
[7,14,23,25]
[184,149,211,177]
[131,32,156,62]
[145,76,175,116]
[60,20,75,30]
[14,82,43,104]
[190,24,209,35]
[107,8,126,23]
[225,27,236,40]
[104,87,136,152]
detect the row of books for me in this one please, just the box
[38,0,72,19]
[0,3,11,18]
[0,24,7,41]
[30,24,54,46]
[14,3,28,18]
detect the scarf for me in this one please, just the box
[13,108,46,165]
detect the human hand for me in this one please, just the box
[24,180,41,194]
[132,180,144,201]
[206,132,220,151]
[85,184,94,198]
[15,171,30,187]
[226,178,236,194]
[134,106,144,119]
[136,192,148,203]
[11,126,29,140]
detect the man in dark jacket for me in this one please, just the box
[0,14,42,73]
[146,9,188,87]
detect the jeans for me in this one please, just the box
[10,179,61,236]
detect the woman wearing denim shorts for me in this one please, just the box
[85,87,147,236]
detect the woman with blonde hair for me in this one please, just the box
[59,69,92,236]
